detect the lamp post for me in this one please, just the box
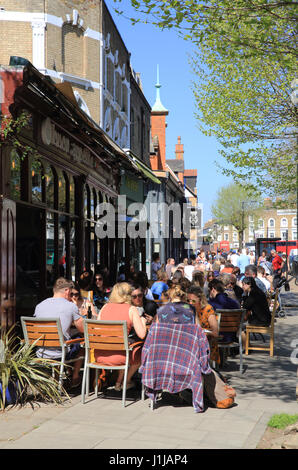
[290,78,298,243]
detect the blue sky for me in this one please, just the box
[105,0,233,223]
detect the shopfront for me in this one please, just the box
[0,63,133,328]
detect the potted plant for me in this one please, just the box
[0,325,68,410]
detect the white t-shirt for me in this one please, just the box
[184,265,194,281]
[258,276,271,292]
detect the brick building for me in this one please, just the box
[0,0,133,152]
[204,198,297,251]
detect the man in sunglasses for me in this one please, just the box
[130,283,158,324]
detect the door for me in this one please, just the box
[0,197,16,330]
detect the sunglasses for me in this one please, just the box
[131,294,143,299]
[95,277,103,281]
[71,292,79,297]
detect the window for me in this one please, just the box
[269,218,275,228]
[293,217,297,227]
[106,57,114,96]
[233,232,238,241]
[223,225,229,231]
[69,176,75,214]
[10,150,21,200]
[31,158,44,204]
[293,230,297,240]
[281,218,288,227]
[122,84,128,113]
[258,219,264,229]
[269,231,275,238]
[57,169,67,213]
[44,164,56,209]
[281,230,288,240]
[224,233,229,241]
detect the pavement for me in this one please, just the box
[0,280,298,452]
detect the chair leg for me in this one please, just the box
[270,335,274,357]
[81,367,87,404]
[122,366,128,408]
[86,367,90,397]
[239,336,243,374]
[95,369,99,397]
[245,331,250,355]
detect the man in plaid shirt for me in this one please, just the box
[139,323,212,413]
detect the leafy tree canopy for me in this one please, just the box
[112,0,297,65]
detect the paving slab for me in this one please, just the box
[0,296,298,450]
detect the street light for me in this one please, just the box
[290,78,298,244]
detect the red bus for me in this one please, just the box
[276,240,298,256]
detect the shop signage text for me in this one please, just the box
[41,117,94,167]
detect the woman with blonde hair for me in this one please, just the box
[95,282,147,391]
[155,284,195,324]
[187,285,220,364]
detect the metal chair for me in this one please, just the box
[21,316,84,390]
[245,289,279,357]
[81,319,143,407]
[215,309,246,374]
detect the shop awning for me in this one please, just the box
[133,159,161,185]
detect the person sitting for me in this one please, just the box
[244,265,267,294]
[34,277,85,388]
[134,271,154,300]
[208,279,240,310]
[155,284,195,324]
[203,271,215,298]
[192,271,205,289]
[71,282,97,318]
[241,277,271,327]
[219,273,240,305]
[130,283,158,325]
[151,269,169,300]
[92,271,111,310]
[78,269,94,304]
[95,282,147,391]
[227,274,244,305]
[187,285,220,365]
[220,262,234,274]
[257,266,271,293]
[171,269,184,285]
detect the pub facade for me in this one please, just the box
[0,62,142,329]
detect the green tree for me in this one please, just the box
[211,183,261,248]
[112,0,298,199]
[112,1,297,64]
[191,44,297,199]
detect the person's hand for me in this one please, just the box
[144,314,153,325]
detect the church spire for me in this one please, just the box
[152,65,168,113]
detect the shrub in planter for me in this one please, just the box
[0,325,69,410]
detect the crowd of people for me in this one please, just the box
[32,246,286,407]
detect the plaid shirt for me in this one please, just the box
[139,323,212,413]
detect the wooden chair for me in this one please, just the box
[245,289,279,357]
[81,319,143,407]
[21,317,84,390]
[215,309,246,374]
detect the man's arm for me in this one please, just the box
[74,316,84,334]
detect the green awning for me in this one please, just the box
[134,160,161,185]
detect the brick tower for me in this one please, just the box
[150,65,168,171]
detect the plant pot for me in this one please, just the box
[0,381,19,407]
